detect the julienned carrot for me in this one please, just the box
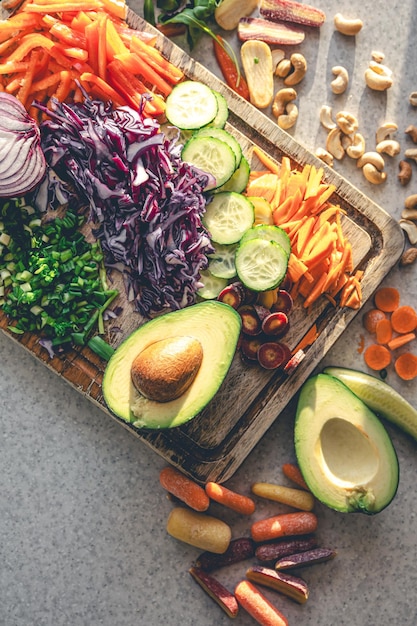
[205,482,256,515]
[159,466,210,512]
[281,463,310,490]
[250,511,318,543]
[0,0,184,112]
[375,317,393,345]
[394,352,417,380]
[235,580,288,626]
[390,305,417,334]
[251,145,281,175]
[363,343,392,371]
[374,287,400,312]
[245,160,360,309]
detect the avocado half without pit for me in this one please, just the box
[102,301,242,429]
[294,373,399,514]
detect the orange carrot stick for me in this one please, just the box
[387,332,416,351]
[159,466,210,512]
[205,482,256,515]
[252,145,281,175]
[250,511,318,543]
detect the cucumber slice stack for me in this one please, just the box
[166,80,290,297]
[166,80,249,192]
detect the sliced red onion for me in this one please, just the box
[0,93,46,197]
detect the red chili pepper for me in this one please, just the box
[213,36,250,101]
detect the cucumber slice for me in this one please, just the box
[208,242,238,279]
[165,81,218,130]
[235,238,288,292]
[241,224,291,258]
[194,127,242,168]
[208,90,229,128]
[182,136,236,190]
[197,269,228,299]
[216,155,250,194]
[203,191,254,244]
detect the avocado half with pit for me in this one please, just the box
[294,373,399,514]
[102,301,241,429]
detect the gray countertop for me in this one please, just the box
[1,1,417,625]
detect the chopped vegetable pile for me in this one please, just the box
[0,0,183,118]
[0,197,117,353]
[36,95,214,316]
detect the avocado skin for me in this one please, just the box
[102,301,242,429]
[294,373,399,515]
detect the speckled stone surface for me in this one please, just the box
[1,2,417,625]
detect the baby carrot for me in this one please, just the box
[205,482,256,515]
[281,463,309,491]
[159,466,209,512]
[251,511,318,543]
[251,483,314,512]
[235,580,288,626]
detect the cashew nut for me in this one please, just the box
[362,163,387,184]
[284,53,307,86]
[277,102,299,130]
[326,127,345,160]
[400,219,417,244]
[402,209,417,222]
[404,194,417,211]
[365,67,393,91]
[405,125,417,143]
[375,122,398,144]
[271,49,286,70]
[357,151,385,170]
[404,148,417,162]
[334,13,363,36]
[376,139,401,157]
[400,247,417,267]
[331,66,349,95]
[320,105,336,130]
[398,160,412,186]
[369,61,393,78]
[409,92,417,107]
[346,133,366,159]
[272,87,297,118]
[315,147,334,167]
[275,58,292,78]
[335,111,358,135]
[371,51,385,64]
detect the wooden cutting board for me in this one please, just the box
[0,8,404,484]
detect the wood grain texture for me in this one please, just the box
[0,9,405,484]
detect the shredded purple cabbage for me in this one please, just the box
[36,96,213,316]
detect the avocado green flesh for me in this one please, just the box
[102,301,241,429]
[294,374,399,514]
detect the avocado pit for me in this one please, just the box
[131,336,203,403]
